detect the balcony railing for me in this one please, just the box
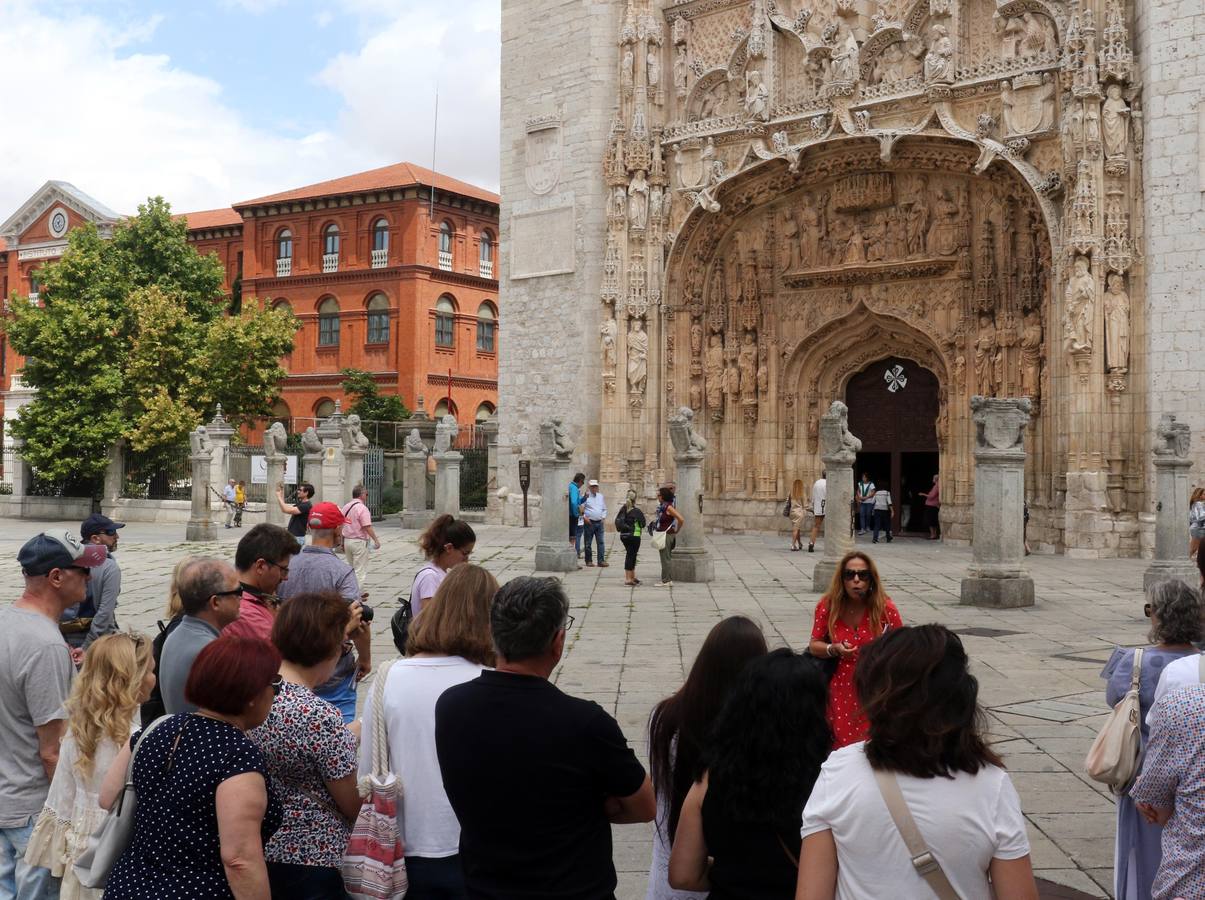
[478,259,494,279]
[438,250,453,271]
[371,248,388,269]
[322,253,339,274]
[27,292,38,304]
[276,257,292,277]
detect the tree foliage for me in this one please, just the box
[340,368,410,423]
[5,197,298,482]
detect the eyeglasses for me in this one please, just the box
[270,675,283,696]
[212,588,243,600]
[263,560,290,576]
[843,569,871,582]
[1143,603,1152,618]
[563,614,576,632]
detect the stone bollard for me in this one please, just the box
[341,414,371,501]
[401,429,433,529]
[205,405,235,505]
[262,421,290,529]
[432,415,462,518]
[960,397,1034,608]
[667,408,714,582]
[186,428,217,542]
[813,401,860,591]
[1143,414,1196,590]
[317,406,346,503]
[9,439,31,499]
[534,419,578,572]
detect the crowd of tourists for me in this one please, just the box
[3,511,1205,900]
[568,474,684,586]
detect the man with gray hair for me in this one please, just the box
[159,558,243,715]
[435,576,654,899]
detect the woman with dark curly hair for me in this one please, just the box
[797,624,1037,900]
[645,616,768,900]
[669,649,830,899]
[806,550,902,748]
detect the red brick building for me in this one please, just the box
[0,166,500,441]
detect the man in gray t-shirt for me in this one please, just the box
[160,558,242,715]
[0,531,106,898]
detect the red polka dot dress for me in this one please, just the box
[811,596,903,749]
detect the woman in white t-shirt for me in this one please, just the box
[361,563,497,899]
[796,625,1039,900]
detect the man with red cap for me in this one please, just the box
[276,502,369,723]
[0,532,105,898]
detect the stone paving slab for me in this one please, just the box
[0,517,1147,899]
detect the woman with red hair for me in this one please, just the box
[100,635,284,899]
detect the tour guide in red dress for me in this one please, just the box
[808,551,903,748]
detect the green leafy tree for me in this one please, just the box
[340,368,410,423]
[5,197,298,483]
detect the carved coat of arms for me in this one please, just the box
[525,115,562,196]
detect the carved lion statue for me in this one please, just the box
[668,406,707,454]
[189,426,213,456]
[263,421,289,458]
[434,415,460,454]
[404,428,426,454]
[301,426,322,455]
[341,414,371,451]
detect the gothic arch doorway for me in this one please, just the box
[846,357,939,534]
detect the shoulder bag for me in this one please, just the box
[1084,647,1143,792]
[343,660,408,900]
[782,498,792,518]
[873,767,962,900]
[73,715,174,889]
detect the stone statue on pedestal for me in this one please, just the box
[1146,414,1194,589]
[301,426,323,455]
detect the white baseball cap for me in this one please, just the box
[588,479,600,486]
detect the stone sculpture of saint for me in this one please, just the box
[745,70,769,121]
[1021,13,1051,56]
[1063,255,1095,354]
[906,202,929,256]
[622,48,635,87]
[831,31,860,83]
[974,315,998,397]
[704,334,725,411]
[627,318,649,396]
[929,189,960,256]
[1084,102,1101,146]
[798,200,821,267]
[738,333,758,403]
[646,49,660,87]
[601,316,618,375]
[1102,85,1130,158]
[628,171,649,229]
[674,45,689,96]
[1104,272,1130,372]
[923,25,954,83]
[1020,310,1043,398]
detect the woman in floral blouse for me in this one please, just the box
[250,592,361,899]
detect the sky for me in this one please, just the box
[0,0,500,219]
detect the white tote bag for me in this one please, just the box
[1085,648,1143,792]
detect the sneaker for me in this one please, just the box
[656,580,673,587]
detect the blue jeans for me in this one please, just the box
[317,670,357,724]
[583,519,605,564]
[0,817,59,900]
[859,502,875,532]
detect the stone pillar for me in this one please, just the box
[1144,415,1196,589]
[401,429,433,529]
[481,414,501,522]
[534,419,578,572]
[813,401,861,591]
[10,438,31,499]
[316,406,345,503]
[264,453,287,528]
[186,429,217,542]
[205,405,235,504]
[961,397,1034,608]
[433,450,463,517]
[344,449,366,500]
[102,440,124,505]
[667,408,713,582]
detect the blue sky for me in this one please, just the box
[0,0,500,217]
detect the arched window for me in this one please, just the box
[318,297,340,347]
[270,399,291,430]
[276,229,293,260]
[475,402,496,422]
[271,298,292,313]
[435,295,456,347]
[323,224,340,272]
[478,231,494,278]
[366,293,390,344]
[433,399,457,419]
[315,398,336,420]
[372,218,389,268]
[476,301,496,353]
[438,221,454,270]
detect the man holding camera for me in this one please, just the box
[276,501,370,723]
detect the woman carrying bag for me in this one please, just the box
[616,491,647,587]
[652,487,685,588]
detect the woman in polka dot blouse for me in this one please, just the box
[807,551,903,749]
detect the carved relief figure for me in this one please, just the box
[674,45,689,97]
[1001,75,1055,137]
[627,318,649,395]
[974,314,998,397]
[745,70,769,121]
[923,25,954,83]
[1021,13,1054,56]
[704,334,725,413]
[831,31,860,83]
[699,80,730,119]
[724,359,741,405]
[1064,255,1095,353]
[929,189,960,256]
[301,426,322,455]
[1084,102,1101,146]
[905,201,929,256]
[799,198,821,267]
[738,332,758,403]
[1104,272,1130,372]
[601,316,618,375]
[628,171,649,229]
[998,15,1024,59]
[646,49,660,88]
[690,320,703,358]
[1102,85,1130,158]
[1020,310,1043,398]
[622,48,635,87]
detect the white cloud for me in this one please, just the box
[0,0,500,221]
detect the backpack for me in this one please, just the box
[1085,648,1143,792]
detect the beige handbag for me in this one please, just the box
[1084,647,1143,792]
[873,768,962,900]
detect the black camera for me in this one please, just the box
[359,604,375,624]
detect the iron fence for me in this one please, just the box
[120,445,192,501]
[0,446,100,497]
[459,448,488,511]
[258,417,489,451]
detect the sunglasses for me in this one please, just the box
[843,569,872,582]
[66,565,92,577]
[270,675,283,696]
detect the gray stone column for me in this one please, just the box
[401,429,433,529]
[205,405,235,502]
[813,401,861,591]
[9,439,31,499]
[481,414,501,522]
[186,429,216,541]
[1144,414,1196,589]
[264,454,287,528]
[316,407,345,503]
[534,419,577,572]
[344,449,366,501]
[433,450,463,518]
[667,408,713,582]
[961,397,1034,608]
[102,440,124,505]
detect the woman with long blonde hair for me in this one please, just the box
[806,551,902,749]
[26,633,156,899]
[788,480,807,551]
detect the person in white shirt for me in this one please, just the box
[360,563,498,896]
[871,487,893,544]
[581,479,609,568]
[797,624,1039,900]
[808,472,827,553]
[222,479,237,529]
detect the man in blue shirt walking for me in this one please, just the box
[568,472,586,559]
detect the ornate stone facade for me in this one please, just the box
[501,0,1164,556]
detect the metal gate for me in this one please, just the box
[363,447,384,519]
[459,448,488,511]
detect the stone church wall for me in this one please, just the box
[497,0,618,522]
[1136,0,1205,492]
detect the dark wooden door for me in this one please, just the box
[846,357,939,532]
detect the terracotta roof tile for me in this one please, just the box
[235,162,499,208]
[179,208,243,230]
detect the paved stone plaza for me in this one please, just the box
[0,517,1152,898]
